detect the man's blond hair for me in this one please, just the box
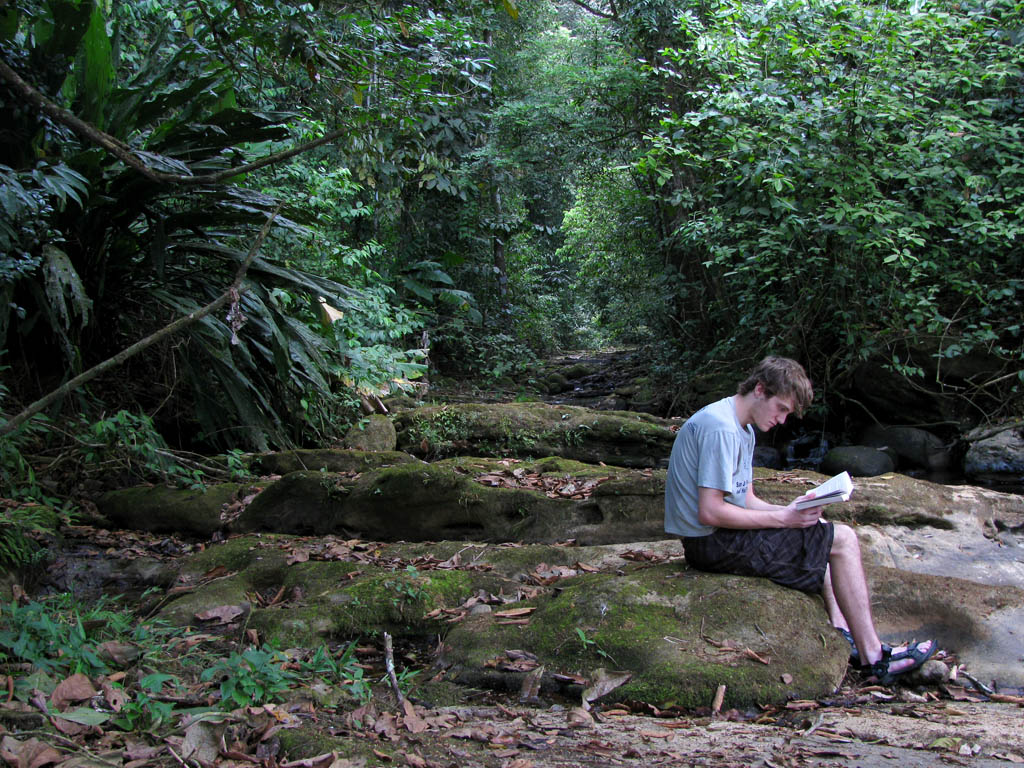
[737,356,813,417]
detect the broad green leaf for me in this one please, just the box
[53,707,112,726]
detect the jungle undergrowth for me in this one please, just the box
[0,593,399,737]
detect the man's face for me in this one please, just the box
[752,383,795,432]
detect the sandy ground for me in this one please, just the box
[377,698,1024,768]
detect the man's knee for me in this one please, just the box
[830,523,859,554]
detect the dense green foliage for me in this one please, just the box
[0,0,495,453]
[2,0,1022,484]
[634,0,1024,414]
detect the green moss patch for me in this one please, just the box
[440,563,847,709]
[98,483,244,537]
[393,402,675,467]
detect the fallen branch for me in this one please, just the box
[0,208,280,438]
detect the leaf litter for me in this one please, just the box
[6,526,1024,768]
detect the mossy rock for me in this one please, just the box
[438,563,847,709]
[233,458,666,544]
[251,448,420,476]
[393,402,674,467]
[233,471,350,534]
[156,535,522,647]
[561,363,596,380]
[342,415,398,452]
[545,372,571,395]
[99,466,1020,547]
[97,483,243,537]
[373,539,682,579]
[156,535,295,627]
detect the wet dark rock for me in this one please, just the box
[544,372,571,394]
[821,445,896,477]
[754,445,784,470]
[851,360,956,426]
[861,425,952,472]
[964,423,1024,486]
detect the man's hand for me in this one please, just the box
[700,487,824,529]
[780,492,821,528]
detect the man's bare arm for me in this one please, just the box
[697,487,820,529]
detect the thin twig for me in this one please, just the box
[383,632,405,708]
[166,744,193,768]
[711,684,726,714]
[960,669,994,695]
[804,712,826,737]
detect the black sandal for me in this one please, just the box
[837,629,892,666]
[862,640,937,685]
[838,628,859,663]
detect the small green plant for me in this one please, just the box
[0,504,59,568]
[0,594,175,677]
[329,641,372,703]
[112,674,180,730]
[575,628,616,664]
[563,424,591,447]
[380,665,420,696]
[383,565,430,609]
[408,408,470,458]
[225,449,253,482]
[201,646,299,709]
[0,380,67,566]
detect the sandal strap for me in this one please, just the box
[861,640,936,686]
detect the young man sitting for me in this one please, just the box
[664,356,935,684]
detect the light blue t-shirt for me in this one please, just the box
[664,396,755,537]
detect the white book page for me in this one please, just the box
[811,471,852,500]
[794,471,853,509]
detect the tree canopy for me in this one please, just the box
[1,0,1021,457]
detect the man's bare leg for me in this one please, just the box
[827,524,884,662]
[822,565,849,631]
[828,523,933,672]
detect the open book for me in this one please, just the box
[794,471,853,510]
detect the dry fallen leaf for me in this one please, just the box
[401,699,428,734]
[50,673,97,712]
[101,679,127,712]
[582,668,632,710]
[97,640,142,666]
[566,706,595,728]
[519,666,544,704]
[195,604,246,624]
[494,607,536,618]
[287,548,310,565]
[0,736,62,768]
[401,751,430,768]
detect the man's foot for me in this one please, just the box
[862,639,937,685]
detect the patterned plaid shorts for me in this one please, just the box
[682,522,835,594]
